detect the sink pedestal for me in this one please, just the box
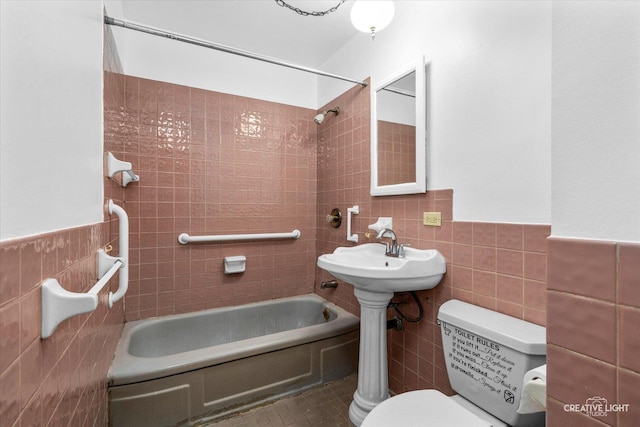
[349,288,393,426]
[317,243,446,425]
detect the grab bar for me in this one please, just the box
[40,199,130,339]
[178,229,301,244]
[108,200,129,307]
[347,205,359,243]
[41,249,125,339]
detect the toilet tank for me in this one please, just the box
[438,300,546,427]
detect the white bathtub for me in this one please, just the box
[108,294,359,426]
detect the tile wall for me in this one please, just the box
[547,238,640,426]
[0,223,123,427]
[119,77,318,320]
[314,80,550,397]
[0,25,126,427]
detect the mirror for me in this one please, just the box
[371,56,427,196]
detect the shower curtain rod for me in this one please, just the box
[104,16,368,87]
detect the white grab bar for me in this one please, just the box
[347,205,359,243]
[40,200,130,338]
[41,249,124,339]
[178,229,301,244]
[89,257,124,295]
[108,200,129,308]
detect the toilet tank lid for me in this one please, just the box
[438,300,546,355]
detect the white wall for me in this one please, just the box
[0,1,106,242]
[321,1,553,225]
[552,1,640,242]
[107,15,320,109]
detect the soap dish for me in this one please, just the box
[224,256,246,274]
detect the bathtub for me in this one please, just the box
[108,294,359,427]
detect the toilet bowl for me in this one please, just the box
[361,300,546,427]
[361,390,507,427]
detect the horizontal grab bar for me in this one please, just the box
[88,258,123,295]
[178,229,301,244]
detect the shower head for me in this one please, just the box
[314,107,340,124]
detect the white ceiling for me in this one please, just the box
[119,0,361,68]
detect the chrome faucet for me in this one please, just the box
[376,228,403,257]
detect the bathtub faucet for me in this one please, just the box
[321,280,338,289]
[376,228,406,257]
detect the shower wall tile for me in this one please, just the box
[314,79,551,398]
[121,77,318,320]
[547,237,640,426]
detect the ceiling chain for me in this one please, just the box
[274,0,346,17]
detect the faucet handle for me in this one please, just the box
[399,244,410,258]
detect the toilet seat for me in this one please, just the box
[361,390,493,427]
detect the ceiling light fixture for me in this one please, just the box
[350,0,395,41]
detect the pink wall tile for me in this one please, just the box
[0,244,20,305]
[473,222,497,247]
[547,237,640,427]
[452,221,473,244]
[497,274,524,304]
[473,246,496,271]
[547,345,616,412]
[618,243,640,308]
[524,251,547,282]
[497,223,524,250]
[523,224,549,253]
[619,306,640,372]
[547,237,617,302]
[546,399,607,427]
[497,248,524,276]
[547,291,616,363]
[0,221,123,427]
[619,369,640,426]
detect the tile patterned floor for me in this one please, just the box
[203,374,357,426]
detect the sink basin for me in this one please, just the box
[317,243,446,293]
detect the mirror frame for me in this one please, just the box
[370,56,427,196]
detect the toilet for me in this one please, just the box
[362,300,546,427]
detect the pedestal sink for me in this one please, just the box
[317,243,446,426]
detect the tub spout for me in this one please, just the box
[321,280,338,289]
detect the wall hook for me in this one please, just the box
[106,152,139,187]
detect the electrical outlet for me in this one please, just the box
[423,212,442,227]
